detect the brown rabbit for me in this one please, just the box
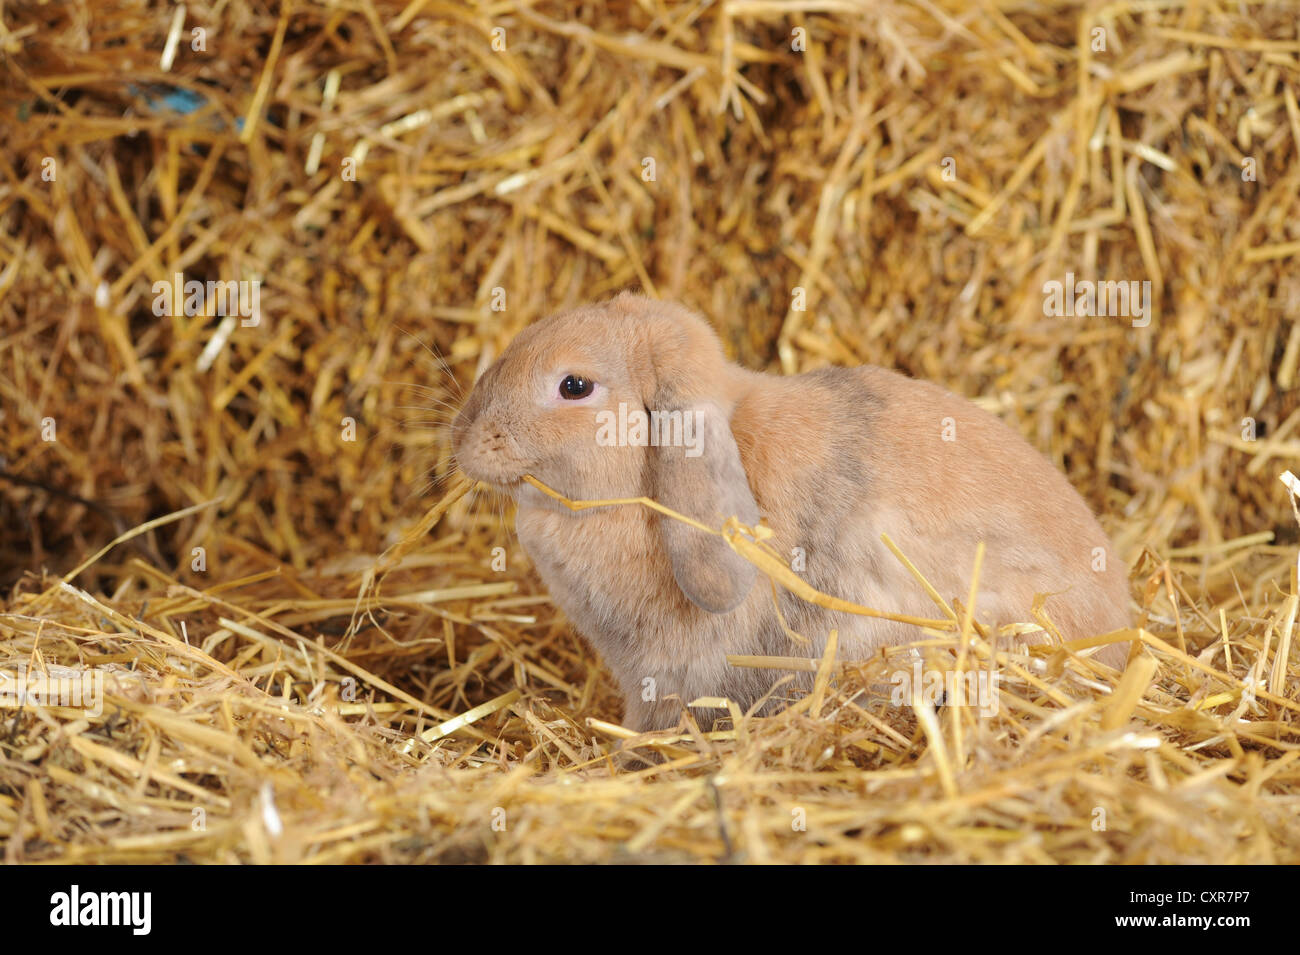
[451,294,1131,730]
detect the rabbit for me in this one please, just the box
[451,293,1132,731]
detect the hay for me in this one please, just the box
[2,0,1299,863]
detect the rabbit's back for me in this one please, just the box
[732,364,1129,661]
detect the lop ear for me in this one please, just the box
[649,398,758,614]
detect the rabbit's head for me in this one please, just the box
[452,293,759,613]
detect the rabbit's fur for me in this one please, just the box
[452,294,1130,730]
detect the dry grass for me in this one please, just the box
[1,0,1299,863]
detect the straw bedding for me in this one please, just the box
[1,0,1298,863]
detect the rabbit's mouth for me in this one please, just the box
[457,458,529,492]
[475,474,524,494]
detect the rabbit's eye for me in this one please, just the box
[559,374,594,399]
